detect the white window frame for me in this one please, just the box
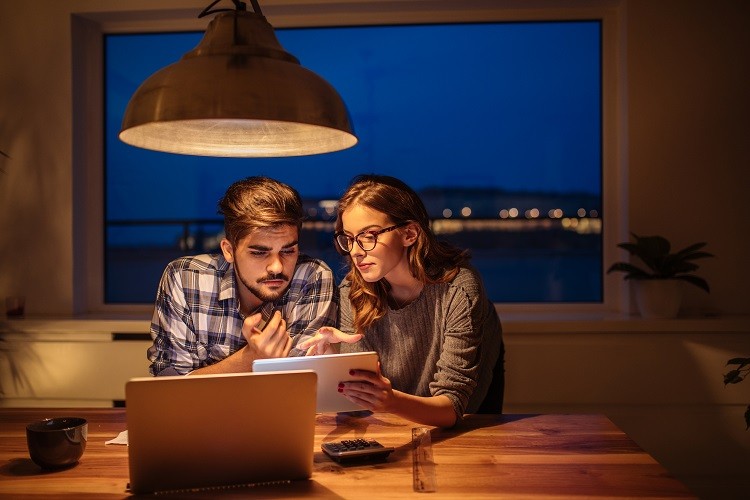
[71,0,627,316]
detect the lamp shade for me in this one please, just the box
[119,10,357,157]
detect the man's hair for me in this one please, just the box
[218,176,304,246]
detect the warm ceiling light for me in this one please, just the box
[119,0,357,157]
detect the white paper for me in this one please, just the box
[105,430,128,446]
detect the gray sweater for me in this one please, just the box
[340,267,503,418]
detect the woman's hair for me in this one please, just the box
[336,174,469,334]
[218,176,304,246]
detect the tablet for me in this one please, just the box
[253,351,379,413]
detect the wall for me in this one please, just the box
[1,1,77,313]
[626,0,750,315]
[1,0,749,498]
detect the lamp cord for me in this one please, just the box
[199,0,264,19]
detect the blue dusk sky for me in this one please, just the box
[105,20,601,221]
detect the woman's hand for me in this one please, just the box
[297,326,363,356]
[338,364,396,412]
[339,364,458,427]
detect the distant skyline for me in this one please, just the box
[105,20,601,221]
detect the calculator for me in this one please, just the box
[321,438,395,464]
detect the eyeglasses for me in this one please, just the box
[334,221,410,254]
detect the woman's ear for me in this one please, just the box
[220,238,235,263]
[402,222,420,247]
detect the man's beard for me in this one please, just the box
[236,267,290,303]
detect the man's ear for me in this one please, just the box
[402,222,420,247]
[220,238,235,263]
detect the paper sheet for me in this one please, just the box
[105,430,128,446]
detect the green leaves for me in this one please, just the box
[723,357,750,430]
[607,232,714,292]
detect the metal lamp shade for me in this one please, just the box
[119,11,357,157]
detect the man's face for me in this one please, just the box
[221,225,300,307]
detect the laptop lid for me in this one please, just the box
[125,370,317,495]
[253,352,378,413]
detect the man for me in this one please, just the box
[148,176,337,376]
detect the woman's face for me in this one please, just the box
[340,204,412,284]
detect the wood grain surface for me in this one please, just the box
[0,409,695,499]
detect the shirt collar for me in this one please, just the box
[217,253,236,302]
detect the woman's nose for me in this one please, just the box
[349,241,365,257]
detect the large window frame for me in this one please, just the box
[72,0,627,316]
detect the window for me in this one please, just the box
[104,20,602,305]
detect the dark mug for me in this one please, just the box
[26,417,88,469]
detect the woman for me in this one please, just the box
[299,175,504,427]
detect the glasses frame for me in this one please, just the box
[334,221,410,254]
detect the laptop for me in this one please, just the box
[253,351,379,413]
[125,370,317,495]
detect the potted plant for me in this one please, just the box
[723,357,750,430]
[607,232,714,318]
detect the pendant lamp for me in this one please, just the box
[119,0,357,157]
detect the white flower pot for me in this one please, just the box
[634,280,683,319]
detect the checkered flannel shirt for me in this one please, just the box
[148,252,337,376]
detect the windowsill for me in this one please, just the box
[0,314,152,335]
[2,313,749,335]
[498,312,750,333]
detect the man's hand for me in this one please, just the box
[297,326,363,356]
[188,311,291,375]
[243,310,292,360]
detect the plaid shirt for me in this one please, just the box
[148,253,337,376]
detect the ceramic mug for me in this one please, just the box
[26,417,88,469]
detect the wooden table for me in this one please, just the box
[0,409,694,499]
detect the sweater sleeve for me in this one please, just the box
[430,268,487,417]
